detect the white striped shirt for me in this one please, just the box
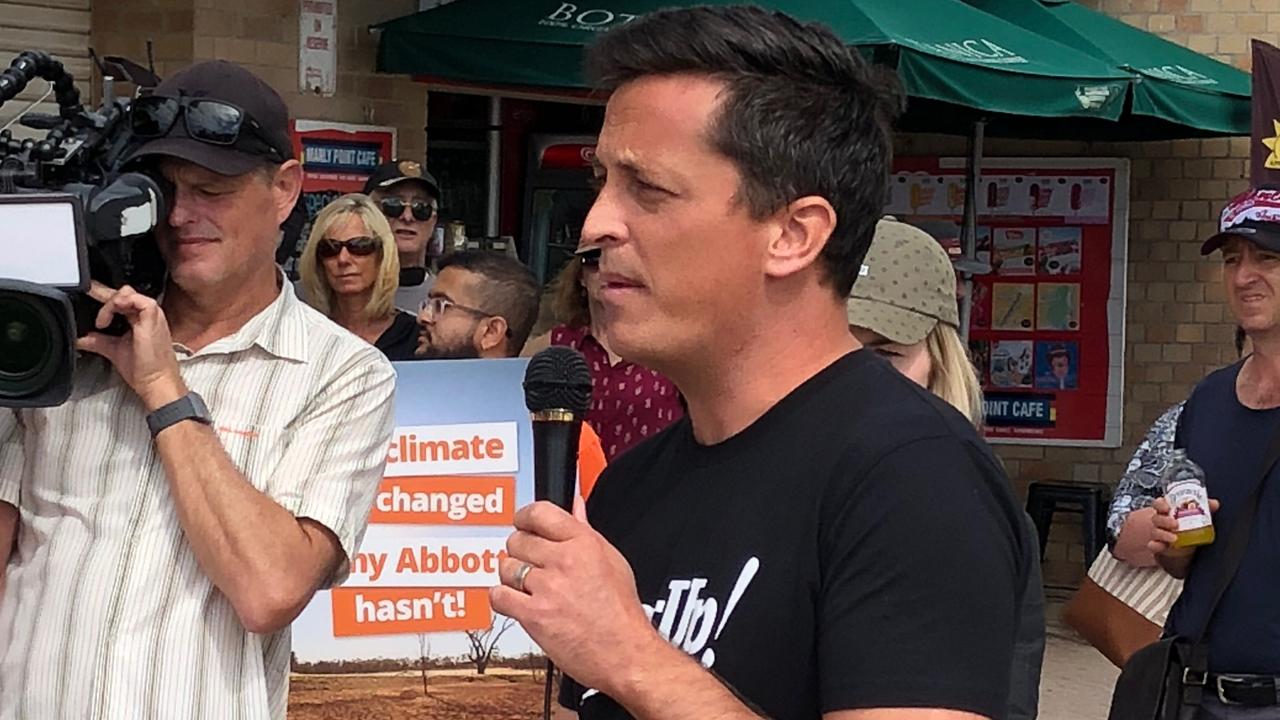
[1087,549,1184,627]
[0,281,396,720]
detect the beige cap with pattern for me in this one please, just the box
[846,218,959,345]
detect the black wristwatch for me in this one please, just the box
[146,391,213,438]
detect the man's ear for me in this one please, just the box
[272,160,304,226]
[475,316,511,355]
[762,195,837,280]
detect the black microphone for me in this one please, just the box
[521,346,592,720]
[523,346,593,510]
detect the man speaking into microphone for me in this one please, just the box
[491,6,1031,720]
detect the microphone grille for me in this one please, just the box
[523,346,593,415]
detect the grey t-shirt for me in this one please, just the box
[395,273,434,314]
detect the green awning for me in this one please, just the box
[376,0,1133,122]
[963,0,1250,135]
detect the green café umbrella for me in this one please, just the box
[964,0,1250,136]
[376,0,1134,123]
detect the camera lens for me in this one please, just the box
[0,296,55,384]
[0,284,75,407]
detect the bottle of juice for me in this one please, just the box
[1162,450,1215,548]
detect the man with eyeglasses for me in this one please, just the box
[415,250,539,360]
[0,61,396,719]
[363,159,442,313]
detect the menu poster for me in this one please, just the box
[887,157,1128,447]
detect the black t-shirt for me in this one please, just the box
[560,350,1027,720]
[1167,360,1280,672]
[375,310,420,361]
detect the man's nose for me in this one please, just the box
[1235,257,1262,284]
[168,190,196,227]
[581,188,625,250]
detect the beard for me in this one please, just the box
[419,341,481,360]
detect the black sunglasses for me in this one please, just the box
[578,248,601,269]
[130,95,286,160]
[318,236,380,259]
[378,197,436,222]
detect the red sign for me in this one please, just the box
[539,143,595,170]
[889,157,1128,447]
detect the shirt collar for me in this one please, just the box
[184,274,309,362]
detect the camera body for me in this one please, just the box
[0,51,167,408]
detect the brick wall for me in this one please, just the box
[1086,0,1274,70]
[91,0,195,83]
[91,0,428,163]
[907,0,1258,585]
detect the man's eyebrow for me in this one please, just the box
[592,152,662,181]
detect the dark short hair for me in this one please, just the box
[585,5,903,297]
[437,251,541,354]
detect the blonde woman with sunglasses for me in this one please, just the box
[299,193,420,360]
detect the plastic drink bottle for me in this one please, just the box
[1162,449,1215,549]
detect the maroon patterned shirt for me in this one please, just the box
[550,324,685,461]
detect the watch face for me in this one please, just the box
[189,392,211,420]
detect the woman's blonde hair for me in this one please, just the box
[925,322,985,429]
[299,193,400,320]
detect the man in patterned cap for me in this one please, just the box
[363,159,442,312]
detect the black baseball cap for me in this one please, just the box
[1202,187,1280,255]
[363,159,440,199]
[128,60,294,176]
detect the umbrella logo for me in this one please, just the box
[1074,85,1117,111]
[1140,65,1219,87]
[922,38,1027,66]
[542,3,639,32]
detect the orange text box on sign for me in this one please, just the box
[331,587,493,637]
[369,475,515,526]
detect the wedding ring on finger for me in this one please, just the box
[513,561,533,594]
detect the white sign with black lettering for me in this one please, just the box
[300,0,337,96]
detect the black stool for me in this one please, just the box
[1025,481,1109,571]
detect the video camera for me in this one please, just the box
[0,50,168,409]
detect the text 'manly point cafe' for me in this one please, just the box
[377,0,1253,577]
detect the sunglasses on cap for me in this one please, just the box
[378,197,437,222]
[317,236,380,259]
[578,248,601,269]
[130,95,287,160]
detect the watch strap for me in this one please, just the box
[146,392,212,438]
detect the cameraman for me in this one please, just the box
[0,61,395,719]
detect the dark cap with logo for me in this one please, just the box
[1201,187,1280,255]
[363,159,440,199]
[128,60,294,176]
